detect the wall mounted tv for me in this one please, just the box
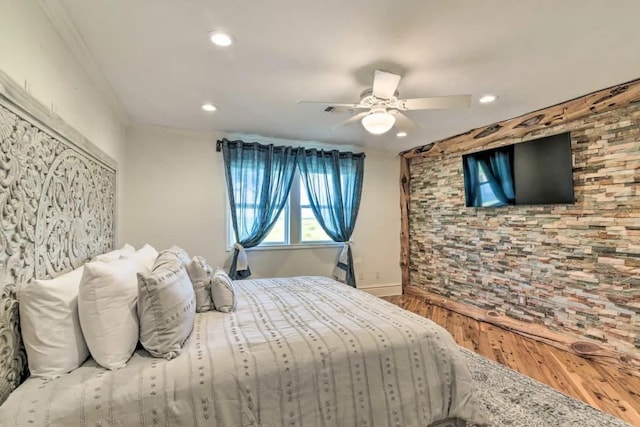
[462,132,574,207]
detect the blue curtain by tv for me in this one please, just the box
[464,150,514,206]
[463,155,481,206]
[487,150,515,203]
[298,149,365,287]
[221,139,299,279]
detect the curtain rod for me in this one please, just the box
[216,139,365,158]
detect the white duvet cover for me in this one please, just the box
[0,276,486,426]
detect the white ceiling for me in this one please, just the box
[58,0,640,152]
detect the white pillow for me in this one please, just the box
[78,258,144,369]
[94,243,136,262]
[128,244,159,271]
[211,268,237,313]
[19,266,89,377]
[186,256,213,312]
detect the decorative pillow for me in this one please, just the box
[94,243,135,262]
[154,246,190,270]
[127,244,159,271]
[78,258,143,369]
[211,268,237,313]
[137,261,196,359]
[19,266,89,377]
[186,256,214,312]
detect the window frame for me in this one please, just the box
[226,171,340,251]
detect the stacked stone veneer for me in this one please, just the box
[409,102,640,353]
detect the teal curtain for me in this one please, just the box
[463,155,480,206]
[478,158,508,204]
[298,149,365,287]
[221,139,299,279]
[464,150,514,206]
[488,150,515,203]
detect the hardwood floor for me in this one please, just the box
[383,294,640,426]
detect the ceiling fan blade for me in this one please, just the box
[372,70,401,100]
[400,95,471,110]
[390,110,419,130]
[332,111,369,129]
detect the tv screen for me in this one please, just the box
[462,132,574,207]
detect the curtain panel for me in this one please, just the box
[298,149,365,287]
[488,150,515,203]
[463,155,480,207]
[221,139,299,279]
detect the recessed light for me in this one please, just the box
[479,94,498,104]
[396,131,407,137]
[209,31,234,47]
[201,103,217,112]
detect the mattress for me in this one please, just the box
[0,276,487,426]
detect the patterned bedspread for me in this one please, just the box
[0,276,487,426]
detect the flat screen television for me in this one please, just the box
[462,132,574,207]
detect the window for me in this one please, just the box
[298,175,332,242]
[228,172,333,248]
[261,203,288,244]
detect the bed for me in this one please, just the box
[1,275,486,426]
[0,70,486,426]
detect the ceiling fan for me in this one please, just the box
[299,70,471,135]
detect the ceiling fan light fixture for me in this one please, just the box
[361,111,396,134]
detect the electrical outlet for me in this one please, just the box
[375,272,380,280]
[518,294,527,306]
[358,272,364,281]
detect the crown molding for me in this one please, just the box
[38,0,131,126]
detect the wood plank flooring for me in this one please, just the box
[383,294,640,426]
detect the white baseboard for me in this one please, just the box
[357,282,402,297]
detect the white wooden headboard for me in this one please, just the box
[0,70,116,404]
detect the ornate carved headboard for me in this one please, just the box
[0,70,116,404]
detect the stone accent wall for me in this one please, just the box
[409,103,640,353]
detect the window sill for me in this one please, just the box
[225,242,343,252]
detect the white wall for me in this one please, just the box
[0,0,401,290]
[0,1,127,240]
[122,124,401,291]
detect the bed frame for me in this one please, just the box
[0,69,116,405]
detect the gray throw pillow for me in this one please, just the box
[211,268,237,313]
[154,246,190,271]
[186,256,214,312]
[137,261,196,360]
